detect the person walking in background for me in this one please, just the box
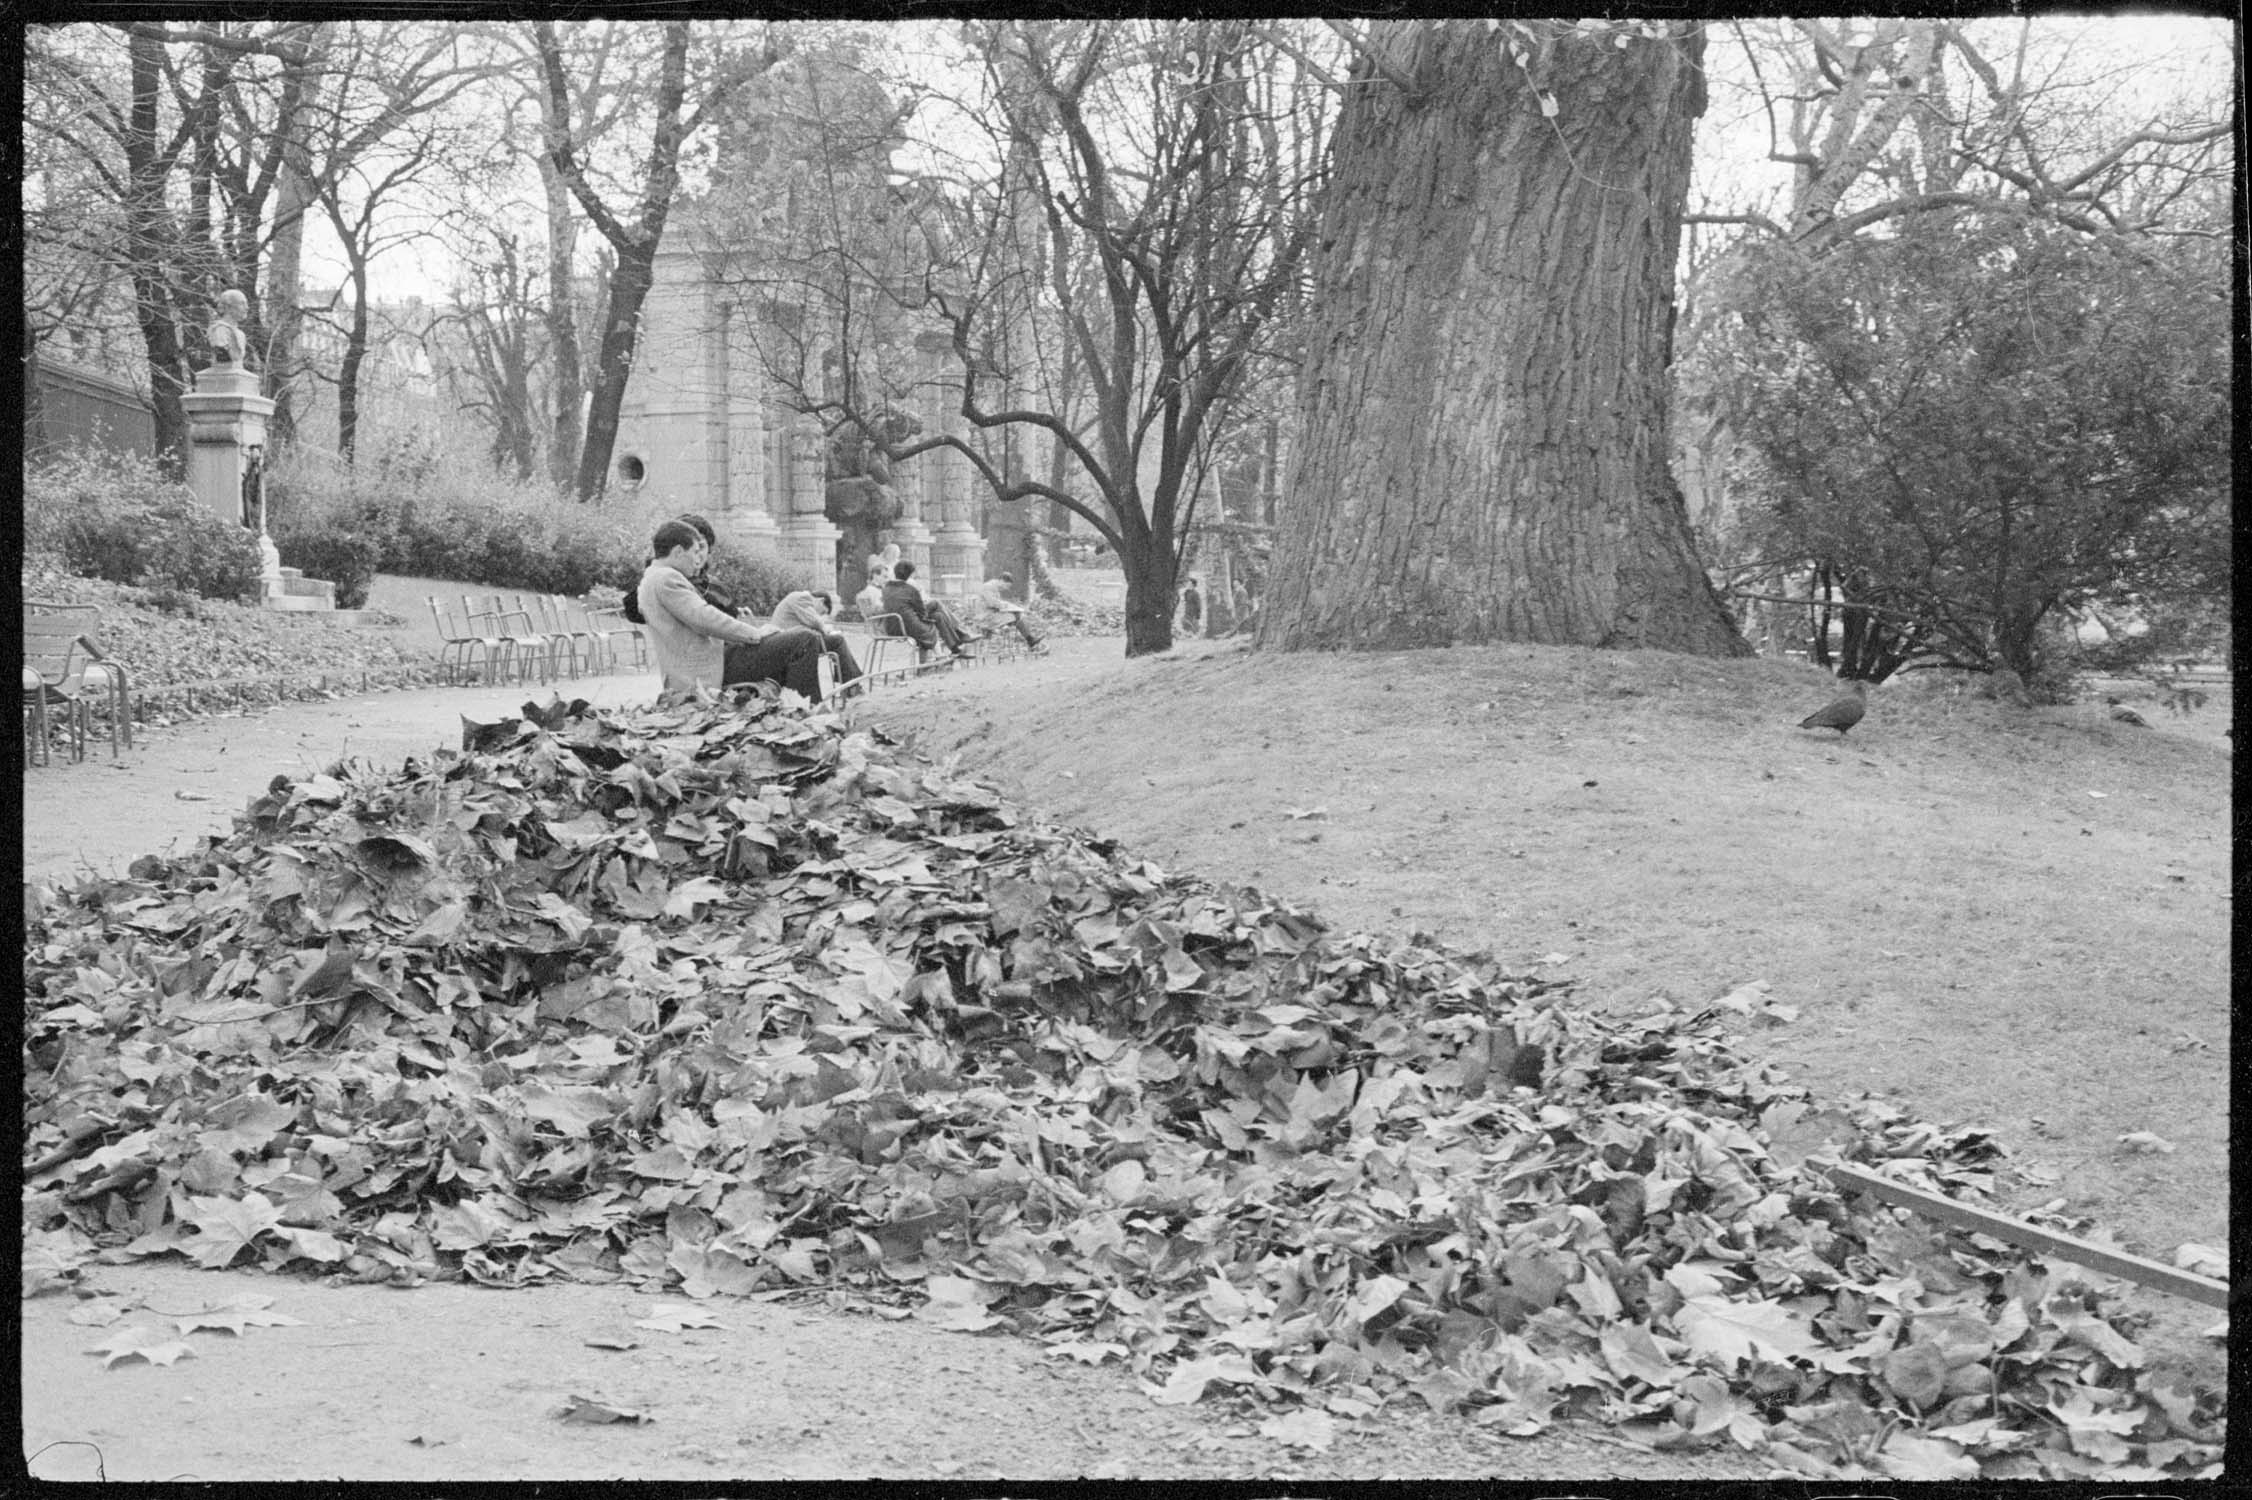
[770,587,864,693]
[880,560,978,662]
[637,519,825,703]
[1178,578,1203,637]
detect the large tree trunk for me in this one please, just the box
[1261,21,1746,656]
[537,144,584,489]
[260,25,327,455]
[1117,528,1178,657]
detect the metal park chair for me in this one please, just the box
[22,603,132,762]
[426,596,514,685]
[465,594,556,684]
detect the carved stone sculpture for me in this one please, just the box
[207,289,252,369]
[825,410,921,598]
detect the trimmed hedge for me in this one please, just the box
[264,454,818,608]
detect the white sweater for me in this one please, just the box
[635,561,772,695]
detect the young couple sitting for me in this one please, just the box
[634,517,863,705]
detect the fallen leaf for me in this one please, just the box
[1258,1407,1337,1451]
[68,1300,129,1328]
[915,1275,1002,1333]
[1880,1344,1948,1409]
[1878,1432,1980,1480]
[86,1323,199,1369]
[1712,981,1770,1014]
[585,1335,641,1351]
[1043,1341,1128,1365]
[2174,1243,2226,1279]
[1148,1353,1264,1406]
[1409,1367,1475,1415]
[558,1394,651,1425]
[633,1303,723,1333]
[1674,1293,1821,1367]
[182,1192,282,1269]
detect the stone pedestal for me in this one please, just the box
[182,363,310,608]
[181,365,272,529]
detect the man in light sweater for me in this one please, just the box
[636,519,826,703]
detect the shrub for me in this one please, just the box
[25,447,262,604]
[260,450,814,606]
[703,546,815,616]
[274,530,383,609]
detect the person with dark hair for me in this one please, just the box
[770,587,863,692]
[879,559,977,662]
[622,513,740,625]
[637,519,825,702]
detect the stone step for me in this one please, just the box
[264,570,336,611]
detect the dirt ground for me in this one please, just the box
[18,627,2231,1480]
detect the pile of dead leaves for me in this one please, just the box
[20,696,2220,1481]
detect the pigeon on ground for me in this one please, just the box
[2105,697,2151,728]
[1798,678,1868,735]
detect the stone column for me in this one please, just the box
[772,411,840,591]
[718,301,781,553]
[180,363,284,599]
[917,332,982,598]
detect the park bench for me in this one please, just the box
[22,602,133,763]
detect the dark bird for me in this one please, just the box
[1798,678,1868,735]
[2105,697,2151,728]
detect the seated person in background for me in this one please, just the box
[637,519,826,703]
[879,560,977,661]
[770,587,863,691]
[974,571,1048,652]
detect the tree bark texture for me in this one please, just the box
[1261,22,1747,656]
[126,28,191,476]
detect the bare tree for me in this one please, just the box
[1696,18,2233,249]
[436,230,548,479]
[288,23,509,461]
[717,20,1327,655]
[531,20,790,501]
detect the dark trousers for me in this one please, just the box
[722,628,827,698]
[819,631,862,684]
[911,601,973,655]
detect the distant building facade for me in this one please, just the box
[605,229,987,598]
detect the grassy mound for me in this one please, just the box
[21,695,2218,1480]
